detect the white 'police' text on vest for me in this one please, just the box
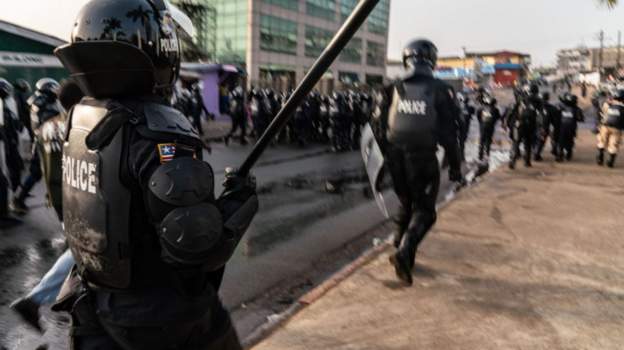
[397,99,427,116]
[63,155,97,194]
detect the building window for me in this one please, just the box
[306,0,336,21]
[366,41,384,67]
[367,0,389,35]
[339,0,357,21]
[305,25,333,58]
[339,37,362,64]
[339,71,359,85]
[203,0,248,64]
[365,74,384,87]
[262,0,298,11]
[260,14,298,55]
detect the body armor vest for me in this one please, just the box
[560,105,577,124]
[63,101,132,289]
[603,103,624,128]
[387,82,437,152]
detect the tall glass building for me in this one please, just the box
[175,0,390,90]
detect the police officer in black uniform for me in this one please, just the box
[0,79,22,227]
[52,0,258,348]
[537,92,561,160]
[14,79,33,139]
[225,86,248,146]
[507,84,542,169]
[457,92,476,161]
[12,78,61,214]
[373,39,464,285]
[557,92,585,162]
[477,95,502,161]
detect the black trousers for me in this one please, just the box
[387,147,439,270]
[534,125,550,158]
[0,159,9,217]
[227,114,247,144]
[478,123,496,160]
[558,121,577,159]
[510,124,536,166]
[69,291,243,350]
[17,150,42,202]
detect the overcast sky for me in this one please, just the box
[2,0,623,66]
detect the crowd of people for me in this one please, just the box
[456,81,623,170]
[224,87,374,152]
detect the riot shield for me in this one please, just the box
[360,123,389,218]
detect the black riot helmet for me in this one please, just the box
[0,78,13,99]
[54,0,181,98]
[560,92,578,106]
[541,92,550,101]
[402,39,438,69]
[529,83,540,96]
[35,78,61,99]
[14,79,31,94]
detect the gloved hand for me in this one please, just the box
[220,167,257,202]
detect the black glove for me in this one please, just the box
[220,167,257,202]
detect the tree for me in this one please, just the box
[597,0,618,8]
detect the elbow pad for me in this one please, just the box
[148,157,228,267]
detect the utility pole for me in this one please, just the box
[617,30,622,71]
[598,30,605,75]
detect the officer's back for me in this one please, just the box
[53,0,257,348]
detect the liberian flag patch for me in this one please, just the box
[158,143,176,164]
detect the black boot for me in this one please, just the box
[597,149,605,166]
[566,149,573,161]
[10,297,43,333]
[11,196,28,216]
[607,154,617,168]
[389,251,413,286]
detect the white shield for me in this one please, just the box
[360,123,389,218]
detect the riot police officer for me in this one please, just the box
[373,39,463,285]
[14,79,33,139]
[507,84,542,169]
[477,95,502,161]
[457,92,476,161]
[12,78,61,215]
[0,79,22,227]
[534,92,558,161]
[557,92,584,162]
[225,86,248,146]
[596,88,624,167]
[52,0,258,348]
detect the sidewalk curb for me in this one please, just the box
[242,164,484,349]
[242,238,391,349]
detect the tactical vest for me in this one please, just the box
[63,99,201,289]
[386,82,437,152]
[63,101,132,289]
[481,108,494,123]
[560,105,577,124]
[603,103,624,129]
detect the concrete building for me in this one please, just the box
[0,20,67,87]
[390,50,531,88]
[557,46,623,77]
[174,0,390,91]
[557,48,593,75]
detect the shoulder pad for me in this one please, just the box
[143,102,199,140]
